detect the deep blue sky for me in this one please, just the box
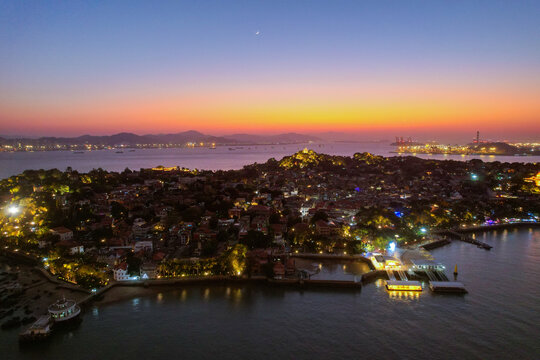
[1,1,539,140]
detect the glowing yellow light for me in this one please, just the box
[7,206,19,215]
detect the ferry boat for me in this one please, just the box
[386,280,423,291]
[48,298,81,324]
[19,316,53,343]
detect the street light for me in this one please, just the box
[7,206,19,215]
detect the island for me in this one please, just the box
[1,149,539,333]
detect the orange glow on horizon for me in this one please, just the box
[1,81,539,136]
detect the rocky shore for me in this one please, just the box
[0,257,87,331]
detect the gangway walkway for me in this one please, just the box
[397,270,407,281]
[425,270,437,281]
[435,271,449,281]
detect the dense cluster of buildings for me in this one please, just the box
[1,149,539,287]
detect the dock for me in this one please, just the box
[421,238,451,250]
[269,278,362,289]
[19,315,53,342]
[441,230,492,250]
[423,270,467,293]
[385,269,423,291]
[429,281,468,294]
[399,250,468,293]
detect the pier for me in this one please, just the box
[400,249,468,293]
[290,253,373,267]
[444,230,492,250]
[421,238,451,250]
[385,269,422,291]
[430,222,540,250]
[429,281,467,294]
[18,316,53,342]
[420,270,466,293]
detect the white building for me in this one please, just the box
[57,240,84,255]
[113,263,130,281]
[140,263,158,279]
[50,227,73,241]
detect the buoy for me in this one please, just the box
[454,264,458,275]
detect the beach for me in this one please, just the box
[0,257,87,329]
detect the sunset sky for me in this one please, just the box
[1,1,539,141]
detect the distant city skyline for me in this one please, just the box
[1,1,539,140]
[0,128,533,144]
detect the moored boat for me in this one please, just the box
[386,280,423,291]
[48,298,81,324]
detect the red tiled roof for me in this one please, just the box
[51,226,72,234]
[56,240,81,248]
[115,262,128,271]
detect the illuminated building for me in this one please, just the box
[48,298,81,322]
[524,172,540,187]
[386,280,423,291]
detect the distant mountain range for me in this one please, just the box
[224,132,318,144]
[0,131,320,146]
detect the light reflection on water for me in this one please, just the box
[295,258,370,281]
[387,290,421,301]
[131,297,140,311]
[180,289,187,301]
[3,144,539,180]
[3,228,540,360]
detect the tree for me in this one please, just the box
[269,213,281,224]
[181,206,203,223]
[111,201,127,220]
[219,244,247,276]
[241,230,272,249]
[201,239,218,257]
[217,230,229,243]
[126,255,142,276]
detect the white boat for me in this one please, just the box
[48,298,81,323]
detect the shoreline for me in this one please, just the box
[2,223,538,329]
[0,257,88,331]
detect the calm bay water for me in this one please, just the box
[1,143,539,179]
[2,228,540,359]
